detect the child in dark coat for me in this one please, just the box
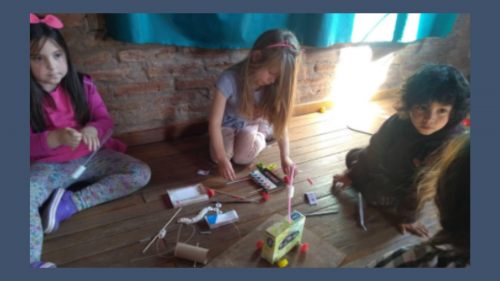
[333,64,470,237]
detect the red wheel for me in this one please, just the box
[206,189,216,198]
[257,240,264,250]
[284,176,290,184]
[263,193,269,201]
[301,243,309,252]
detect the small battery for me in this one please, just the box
[305,192,317,205]
[205,210,239,229]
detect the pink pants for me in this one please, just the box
[210,125,267,165]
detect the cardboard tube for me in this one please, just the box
[174,243,209,264]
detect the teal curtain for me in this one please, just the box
[417,13,458,38]
[104,13,457,49]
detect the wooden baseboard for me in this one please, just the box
[118,88,399,147]
[292,100,333,116]
[293,87,400,115]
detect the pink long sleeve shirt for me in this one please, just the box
[30,76,126,164]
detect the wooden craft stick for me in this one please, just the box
[206,188,259,203]
[143,208,183,253]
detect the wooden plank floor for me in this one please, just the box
[41,98,439,268]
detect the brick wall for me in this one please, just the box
[34,13,470,136]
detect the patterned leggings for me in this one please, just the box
[30,149,151,264]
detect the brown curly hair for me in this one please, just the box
[395,64,470,129]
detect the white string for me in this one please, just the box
[130,223,196,263]
[130,222,242,264]
[231,222,242,240]
[155,223,197,259]
[359,192,367,231]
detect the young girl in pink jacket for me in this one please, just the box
[30,14,151,268]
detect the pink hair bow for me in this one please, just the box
[266,40,295,49]
[30,14,64,29]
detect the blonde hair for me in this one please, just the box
[417,134,470,251]
[236,29,302,140]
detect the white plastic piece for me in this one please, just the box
[287,163,296,199]
[288,184,295,199]
[158,229,167,239]
[168,184,209,208]
[205,210,239,229]
[197,170,210,176]
[71,166,87,180]
[177,206,223,225]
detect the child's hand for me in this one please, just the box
[398,222,431,237]
[333,172,352,191]
[57,127,83,150]
[281,157,298,178]
[219,158,237,182]
[81,126,100,151]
